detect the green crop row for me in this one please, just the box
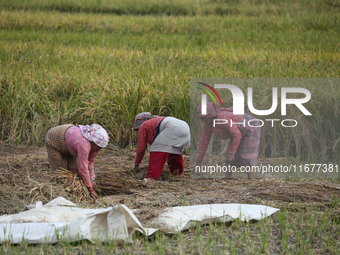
[0,7,339,160]
[1,0,340,16]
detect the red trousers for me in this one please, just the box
[147,152,184,180]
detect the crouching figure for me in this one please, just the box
[132,112,190,180]
[45,124,109,198]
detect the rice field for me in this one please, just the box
[0,0,340,254]
[1,0,339,156]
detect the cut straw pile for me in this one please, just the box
[53,166,146,197]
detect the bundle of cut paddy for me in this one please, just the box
[95,168,146,195]
[54,167,146,197]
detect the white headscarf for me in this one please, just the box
[78,124,109,148]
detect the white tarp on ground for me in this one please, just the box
[0,197,279,244]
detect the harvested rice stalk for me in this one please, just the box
[53,168,92,201]
[53,167,146,197]
[95,168,146,195]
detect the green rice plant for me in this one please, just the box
[3,203,340,254]
[0,2,339,161]
[1,0,340,16]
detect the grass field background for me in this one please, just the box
[2,0,340,16]
[1,1,340,254]
[0,0,339,159]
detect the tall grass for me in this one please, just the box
[1,0,340,16]
[0,2,339,159]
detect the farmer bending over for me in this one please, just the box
[45,124,109,198]
[196,102,261,180]
[132,112,190,180]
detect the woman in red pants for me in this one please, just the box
[132,112,190,180]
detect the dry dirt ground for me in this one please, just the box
[1,141,340,254]
[1,141,340,222]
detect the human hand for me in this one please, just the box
[90,190,99,199]
[88,186,98,199]
[132,164,139,174]
[91,178,96,188]
[226,153,235,163]
[191,162,203,178]
[194,161,202,172]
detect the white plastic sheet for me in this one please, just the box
[0,197,279,244]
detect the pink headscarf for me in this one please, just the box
[79,124,109,148]
[197,102,233,119]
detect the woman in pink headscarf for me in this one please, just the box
[196,102,261,180]
[45,124,109,198]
